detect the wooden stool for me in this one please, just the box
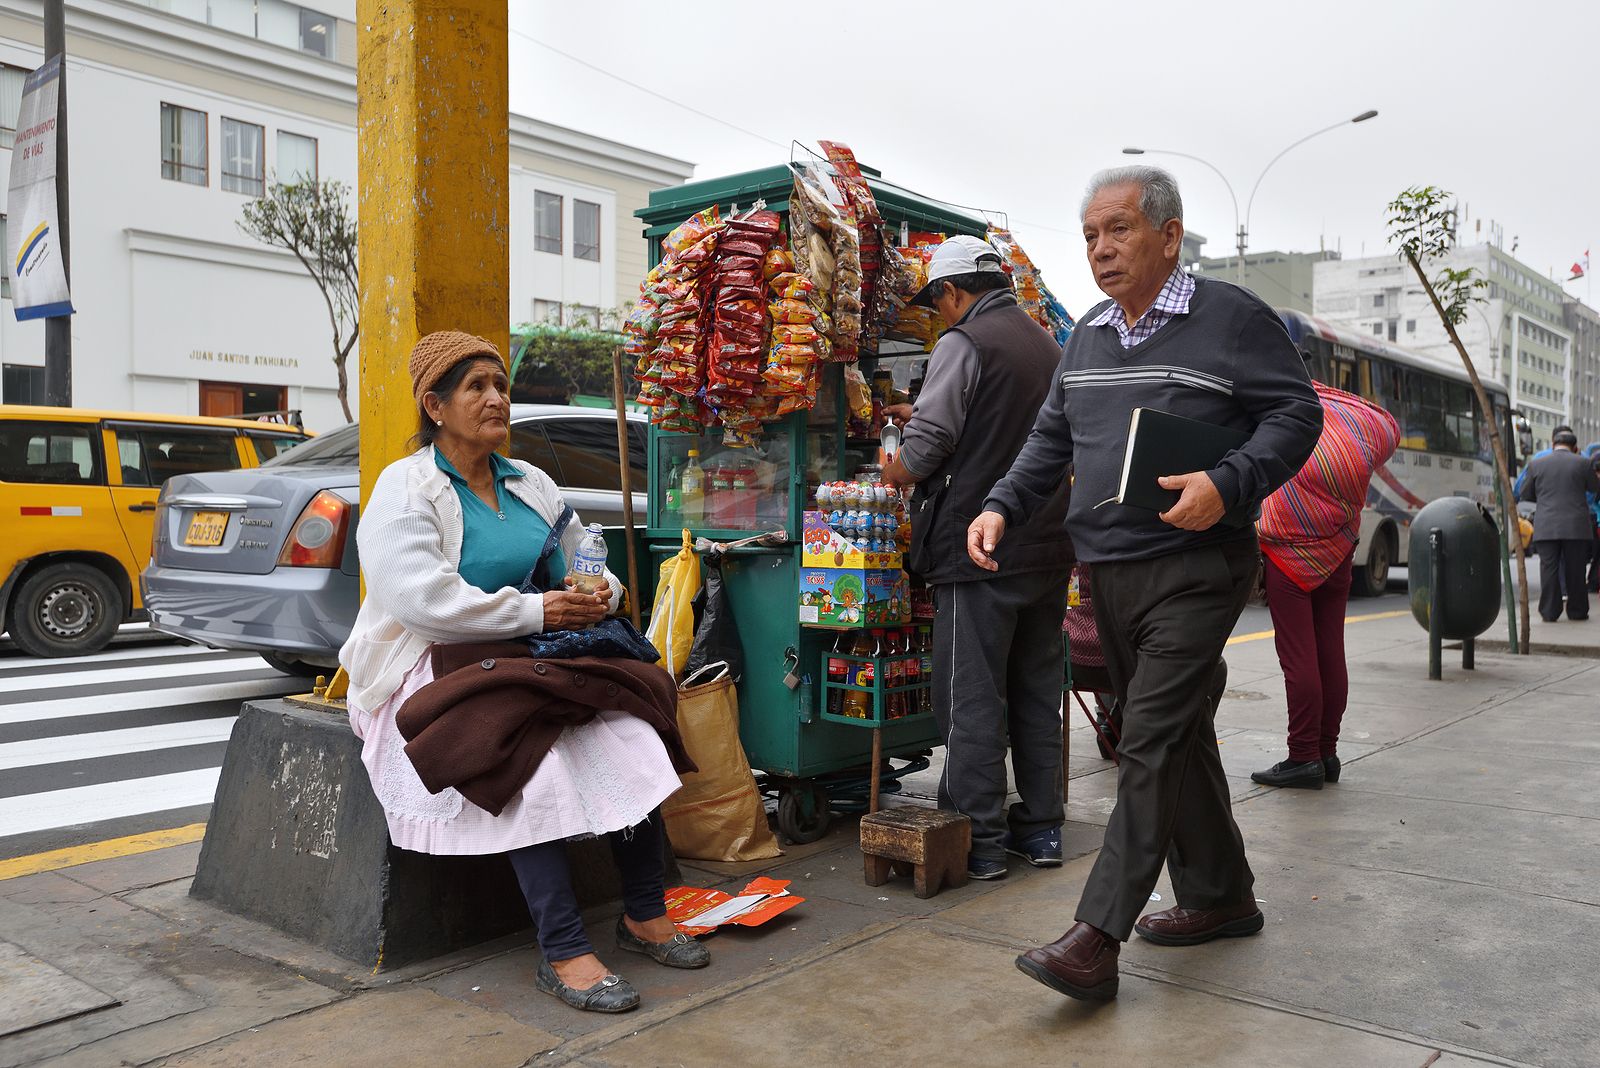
[860,806,971,899]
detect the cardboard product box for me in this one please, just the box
[801,510,901,570]
[799,566,911,628]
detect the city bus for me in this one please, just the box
[1277,309,1518,597]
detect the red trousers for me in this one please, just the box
[1265,553,1354,763]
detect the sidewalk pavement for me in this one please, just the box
[4,607,1598,1067]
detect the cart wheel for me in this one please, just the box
[777,783,832,845]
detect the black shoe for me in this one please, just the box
[1322,753,1341,783]
[1250,759,1325,790]
[968,856,1009,880]
[534,957,640,1013]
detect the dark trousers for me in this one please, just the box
[1587,527,1600,594]
[1265,553,1354,763]
[1535,539,1591,621]
[508,817,668,962]
[932,568,1071,862]
[1076,540,1257,941]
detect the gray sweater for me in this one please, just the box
[984,277,1323,563]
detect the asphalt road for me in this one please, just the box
[0,626,312,861]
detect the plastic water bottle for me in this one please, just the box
[566,524,608,594]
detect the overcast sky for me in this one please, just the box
[510,0,1600,319]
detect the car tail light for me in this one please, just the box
[277,491,351,568]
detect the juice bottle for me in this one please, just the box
[680,449,705,525]
[826,633,850,716]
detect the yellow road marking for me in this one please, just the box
[1226,608,1410,646]
[0,822,207,882]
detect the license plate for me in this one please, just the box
[184,510,229,547]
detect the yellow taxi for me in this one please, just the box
[1,405,310,657]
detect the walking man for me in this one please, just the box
[1518,429,1600,622]
[1251,383,1400,790]
[882,235,1071,881]
[969,166,1322,1000]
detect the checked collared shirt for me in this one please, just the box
[1088,267,1196,349]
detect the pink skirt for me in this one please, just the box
[349,650,685,856]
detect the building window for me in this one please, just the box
[161,103,208,186]
[1387,320,1398,343]
[1372,323,1383,336]
[221,118,265,196]
[532,298,562,325]
[570,304,601,329]
[1372,293,1385,308]
[534,191,562,254]
[298,7,335,57]
[574,200,601,262]
[0,63,26,150]
[2,363,45,404]
[277,131,317,184]
[1406,319,1416,333]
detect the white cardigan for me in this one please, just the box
[339,446,622,712]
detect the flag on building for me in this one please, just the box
[6,55,73,321]
[1572,249,1591,281]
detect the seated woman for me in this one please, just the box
[340,330,707,1014]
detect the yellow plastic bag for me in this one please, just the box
[663,663,783,862]
[647,530,700,680]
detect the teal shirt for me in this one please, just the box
[434,447,564,593]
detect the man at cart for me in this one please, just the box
[970,166,1322,1001]
[882,235,1072,882]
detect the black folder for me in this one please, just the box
[1097,407,1254,525]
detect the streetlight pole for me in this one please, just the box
[1123,109,1378,287]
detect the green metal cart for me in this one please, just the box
[635,162,988,843]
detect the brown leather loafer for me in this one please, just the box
[1015,922,1119,1001]
[1134,899,1264,946]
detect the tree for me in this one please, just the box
[509,319,626,403]
[239,177,359,422]
[1387,185,1530,652]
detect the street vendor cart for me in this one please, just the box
[629,152,1072,843]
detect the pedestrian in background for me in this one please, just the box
[972,165,1322,1002]
[1519,429,1600,621]
[1251,383,1400,790]
[1585,446,1600,595]
[881,235,1072,881]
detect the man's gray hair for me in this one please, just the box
[1080,165,1183,226]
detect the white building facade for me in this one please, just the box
[1313,246,1577,450]
[0,0,691,430]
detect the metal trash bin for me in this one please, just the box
[1408,497,1502,678]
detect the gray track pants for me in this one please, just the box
[931,568,1071,862]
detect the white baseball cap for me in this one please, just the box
[911,235,1007,306]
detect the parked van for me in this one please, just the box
[0,405,309,656]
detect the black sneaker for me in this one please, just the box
[968,856,1009,880]
[1250,759,1325,790]
[1004,826,1064,867]
[1322,753,1341,783]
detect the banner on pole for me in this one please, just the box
[7,55,72,321]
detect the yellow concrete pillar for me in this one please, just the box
[356,0,510,507]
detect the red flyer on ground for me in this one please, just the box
[664,877,805,937]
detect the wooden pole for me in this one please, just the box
[613,349,642,629]
[869,727,882,815]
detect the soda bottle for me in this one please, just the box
[826,633,849,716]
[566,523,609,595]
[901,627,920,715]
[680,449,705,525]
[843,630,876,719]
[708,466,731,527]
[883,629,905,719]
[664,458,682,519]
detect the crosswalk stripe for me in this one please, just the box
[0,679,302,727]
[0,641,220,669]
[0,717,238,771]
[0,768,221,839]
[0,655,266,694]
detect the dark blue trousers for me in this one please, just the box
[508,817,668,962]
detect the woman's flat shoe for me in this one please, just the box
[615,917,711,969]
[534,957,640,1013]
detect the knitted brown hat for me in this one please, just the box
[409,331,504,409]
